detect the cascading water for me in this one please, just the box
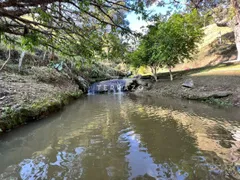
[88,79,127,94]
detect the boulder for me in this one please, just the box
[133,85,145,94]
[125,78,148,91]
[182,79,194,88]
[126,71,132,77]
[136,78,148,86]
[75,76,89,93]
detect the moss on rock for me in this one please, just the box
[0,90,82,133]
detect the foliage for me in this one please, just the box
[204,97,233,107]
[152,0,240,61]
[21,33,40,51]
[0,0,155,61]
[129,10,204,80]
[101,33,130,63]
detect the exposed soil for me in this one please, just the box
[139,64,240,107]
[0,45,127,133]
[0,66,80,109]
[0,65,82,132]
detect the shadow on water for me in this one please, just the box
[0,94,239,179]
[128,94,240,123]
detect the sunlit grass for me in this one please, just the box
[191,63,240,76]
[199,24,233,49]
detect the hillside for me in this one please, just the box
[135,24,237,75]
[174,24,237,71]
[0,47,126,132]
[137,24,240,107]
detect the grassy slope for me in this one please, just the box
[174,24,237,71]
[136,24,237,76]
[142,24,240,107]
[199,24,233,48]
[171,23,240,77]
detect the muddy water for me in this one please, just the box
[0,94,240,180]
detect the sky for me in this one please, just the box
[126,4,169,32]
[126,1,186,32]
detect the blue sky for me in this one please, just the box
[126,4,169,32]
[126,1,186,32]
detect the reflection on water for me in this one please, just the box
[0,94,240,179]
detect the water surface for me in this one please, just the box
[0,94,240,179]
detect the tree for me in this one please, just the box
[101,33,130,63]
[166,0,240,61]
[157,11,203,80]
[0,0,153,58]
[129,10,203,81]
[144,0,240,61]
[213,0,240,61]
[129,25,161,81]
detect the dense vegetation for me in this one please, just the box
[0,0,149,71]
[0,0,239,76]
[129,10,204,81]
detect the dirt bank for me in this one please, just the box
[138,64,240,107]
[0,44,127,134]
[0,65,83,133]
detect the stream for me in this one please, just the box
[0,94,240,179]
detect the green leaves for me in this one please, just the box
[33,7,52,23]
[21,32,40,51]
[0,0,163,66]
[129,10,204,74]
[157,11,203,66]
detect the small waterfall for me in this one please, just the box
[88,79,126,94]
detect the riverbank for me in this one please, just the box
[0,66,83,133]
[0,43,128,133]
[138,63,240,107]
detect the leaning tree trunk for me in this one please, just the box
[214,0,240,61]
[150,66,158,82]
[235,24,240,61]
[232,0,240,61]
[0,49,11,71]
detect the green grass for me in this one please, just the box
[199,24,233,49]
[203,97,233,107]
[191,63,240,76]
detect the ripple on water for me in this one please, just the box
[0,95,240,179]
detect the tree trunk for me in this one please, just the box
[18,51,26,72]
[0,49,11,71]
[153,73,158,82]
[218,31,222,44]
[50,48,55,61]
[150,66,158,82]
[107,47,109,62]
[204,15,206,27]
[232,0,240,61]
[169,67,173,81]
[235,24,240,61]
[43,51,47,61]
